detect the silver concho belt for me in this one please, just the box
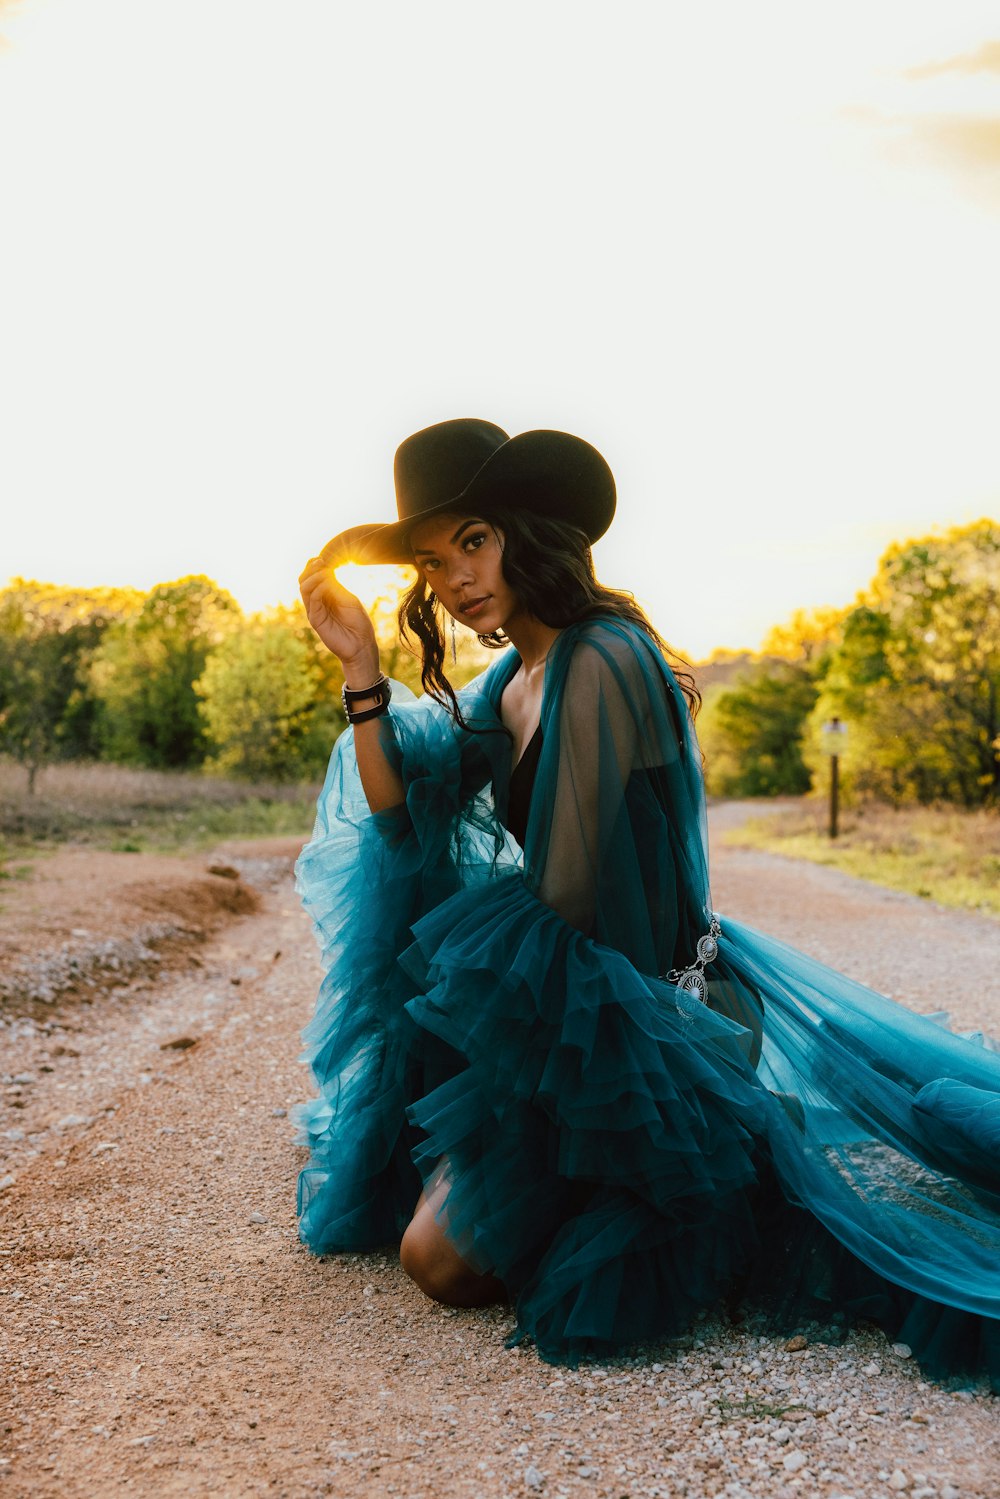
[661,915,721,1005]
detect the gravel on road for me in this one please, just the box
[2,814,999,1499]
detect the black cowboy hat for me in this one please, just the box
[321,419,616,567]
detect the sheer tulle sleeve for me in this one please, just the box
[533,630,650,932]
[526,620,713,978]
[293,672,517,1249]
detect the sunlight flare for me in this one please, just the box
[333,562,413,612]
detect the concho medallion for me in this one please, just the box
[679,969,709,1004]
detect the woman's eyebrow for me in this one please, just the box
[412,518,487,556]
[449,517,486,543]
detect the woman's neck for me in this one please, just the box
[504,614,561,674]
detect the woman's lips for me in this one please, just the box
[458,597,489,618]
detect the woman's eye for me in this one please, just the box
[422,558,440,573]
[464,532,487,552]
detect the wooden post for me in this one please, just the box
[822,715,847,839]
[829,750,839,839]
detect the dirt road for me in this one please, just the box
[2,815,999,1499]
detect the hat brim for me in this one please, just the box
[325,429,616,567]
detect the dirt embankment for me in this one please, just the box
[0,844,300,1018]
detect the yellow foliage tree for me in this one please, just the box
[804,519,1000,806]
[760,605,847,664]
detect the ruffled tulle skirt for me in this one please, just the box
[294,870,1000,1387]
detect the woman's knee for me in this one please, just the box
[400,1213,505,1306]
[399,1216,464,1303]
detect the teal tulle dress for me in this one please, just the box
[293,618,1000,1385]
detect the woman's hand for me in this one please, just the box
[299,538,380,681]
[300,533,404,810]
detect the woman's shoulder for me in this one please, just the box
[548,616,694,755]
[555,615,666,681]
[553,614,694,720]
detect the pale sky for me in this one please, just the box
[2,1,999,660]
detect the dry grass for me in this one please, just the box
[726,800,1000,920]
[0,757,320,854]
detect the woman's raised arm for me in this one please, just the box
[298,549,406,814]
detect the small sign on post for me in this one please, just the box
[821,717,848,838]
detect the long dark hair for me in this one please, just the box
[397,508,701,728]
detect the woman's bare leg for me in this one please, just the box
[400,1166,506,1308]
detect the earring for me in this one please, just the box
[450,617,457,665]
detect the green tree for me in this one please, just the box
[0,581,142,790]
[699,662,820,798]
[696,604,839,799]
[807,520,1000,806]
[196,615,326,780]
[89,576,241,768]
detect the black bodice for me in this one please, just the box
[504,724,543,849]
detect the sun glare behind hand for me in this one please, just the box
[334,562,414,612]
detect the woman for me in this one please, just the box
[295,418,1000,1383]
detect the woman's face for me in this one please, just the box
[409,512,522,635]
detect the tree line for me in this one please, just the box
[0,578,360,788]
[0,571,498,790]
[698,519,999,807]
[1,519,997,805]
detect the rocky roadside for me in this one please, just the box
[0,844,267,1018]
[1,820,999,1498]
